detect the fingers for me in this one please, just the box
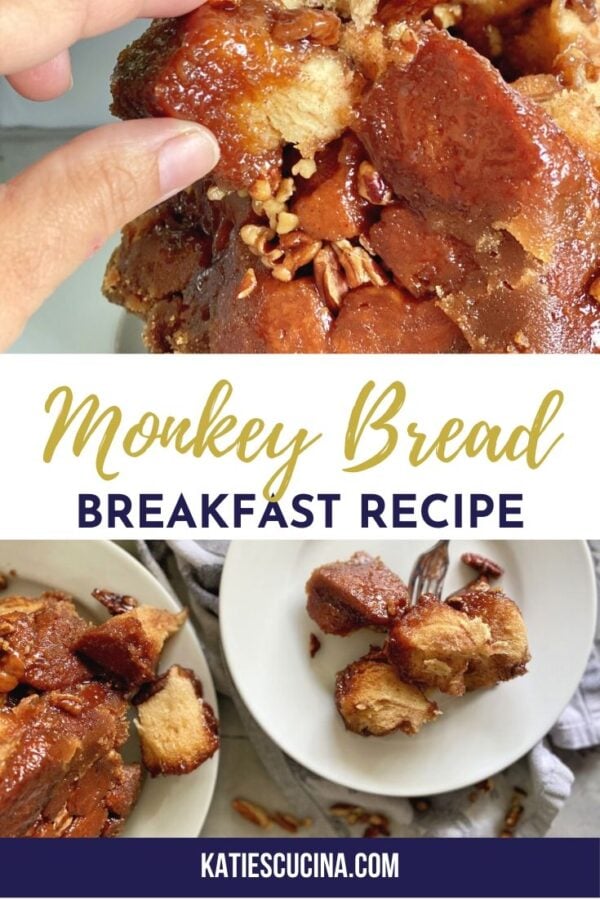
[0,0,204,75]
[7,50,72,101]
[0,118,220,350]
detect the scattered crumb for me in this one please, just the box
[309,633,321,657]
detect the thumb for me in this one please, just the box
[0,119,220,350]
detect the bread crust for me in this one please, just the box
[306,551,408,635]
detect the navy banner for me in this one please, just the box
[1,838,598,898]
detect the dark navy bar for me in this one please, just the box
[0,838,598,898]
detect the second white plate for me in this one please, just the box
[221,540,596,796]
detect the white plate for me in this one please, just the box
[221,540,597,797]
[0,540,219,836]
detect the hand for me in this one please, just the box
[0,0,220,350]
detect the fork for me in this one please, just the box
[407,540,450,606]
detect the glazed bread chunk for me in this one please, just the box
[134,666,220,776]
[306,551,408,635]
[387,594,492,696]
[335,648,440,735]
[446,582,530,690]
[111,0,357,193]
[75,606,187,688]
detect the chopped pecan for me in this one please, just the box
[50,693,85,716]
[0,572,9,591]
[500,792,525,836]
[232,798,272,829]
[272,9,341,47]
[565,0,597,25]
[314,245,348,311]
[366,812,390,829]
[589,276,600,302]
[357,162,394,206]
[460,553,504,579]
[555,46,599,88]
[333,240,389,290]
[272,231,322,282]
[330,803,365,825]
[309,633,321,658]
[249,178,273,203]
[363,822,391,837]
[276,212,300,235]
[430,3,463,28]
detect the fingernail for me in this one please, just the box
[158,126,221,200]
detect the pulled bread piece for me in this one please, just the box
[387,594,492,696]
[0,592,93,693]
[134,666,219,776]
[306,551,408,635]
[335,647,439,735]
[105,0,600,355]
[0,682,131,838]
[75,606,187,688]
[447,580,530,690]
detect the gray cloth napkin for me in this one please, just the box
[137,540,600,838]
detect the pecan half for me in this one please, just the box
[232,798,272,829]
